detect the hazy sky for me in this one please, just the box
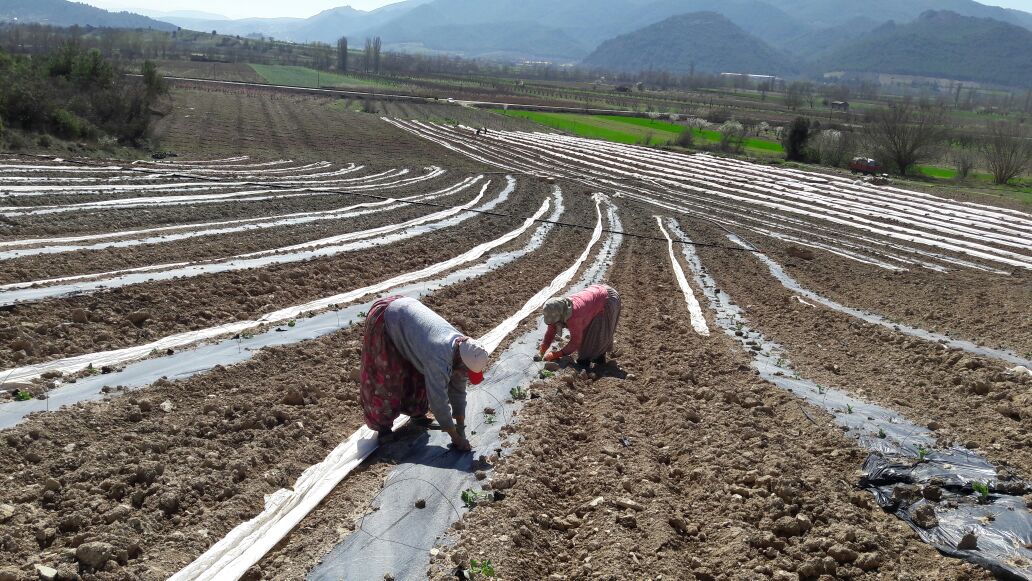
[85,0,1032,20]
[84,1,402,19]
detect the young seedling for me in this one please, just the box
[13,390,32,402]
[241,331,255,340]
[917,446,930,463]
[845,404,854,414]
[358,311,368,319]
[461,488,490,509]
[877,428,887,439]
[287,320,296,328]
[85,363,99,376]
[469,559,496,577]
[972,481,990,503]
[540,370,555,379]
[483,413,496,425]
[509,386,528,401]
[815,384,826,395]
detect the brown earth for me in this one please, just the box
[0,186,594,581]
[0,187,425,239]
[0,184,477,285]
[425,206,989,581]
[0,180,548,370]
[693,220,1032,480]
[151,89,485,169]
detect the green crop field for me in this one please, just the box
[249,65,391,89]
[496,110,784,154]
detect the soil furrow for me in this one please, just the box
[0,188,594,581]
[0,187,477,285]
[0,180,548,370]
[425,203,987,581]
[693,219,1032,479]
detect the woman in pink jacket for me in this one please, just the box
[539,284,621,366]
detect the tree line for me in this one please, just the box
[0,42,166,148]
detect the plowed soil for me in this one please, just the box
[0,180,547,370]
[0,184,593,581]
[424,206,989,581]
[0,184,476,285]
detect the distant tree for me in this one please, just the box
[718,120,745,153]
[781,116,811,162]
[863,104,947,176]
[363,37,372,72]
[981,122,1032,185]
[141,60,166,100]
[674,127,694,148]
[785,81,808,111]
[950,144,978,179]
[809,129,855,167]
[372,36,382,74]
[337,37,348,72]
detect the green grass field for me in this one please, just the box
[249,65,390,89]
[496,110,784,154]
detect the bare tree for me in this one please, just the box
[337,37,348,72]
[981,122,1032,185]
[372,36,382,74]
[950,146,978,180]
[862,104,947,176]
[785,81,806,111]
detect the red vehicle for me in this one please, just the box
[849,157,883,175]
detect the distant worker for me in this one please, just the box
[359,296,489,452]
[539,284,621,367]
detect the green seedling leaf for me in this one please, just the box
[461,488,490,509]
[470,559,496,577]
[917,446,930,463]
[877,428,887,439]
[509,386,528,401]
[287,320,296,328]
[483,414,496,425]
[972,481,990,500]
[14,390,32,401]
[845,404,853,414]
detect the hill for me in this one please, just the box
[360,0,804,60]
[581,12,798,75]
[158,0,434,42]
[0,0,175,30]
[819,10,1032,87]
[763,0,1032,32]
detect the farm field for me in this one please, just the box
[496,109,784,155]
[248,65,404,90]
[0,87,1031,581]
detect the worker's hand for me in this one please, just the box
[449,434,472,452]
[543,351,561,363]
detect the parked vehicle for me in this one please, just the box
[849,157,883,175]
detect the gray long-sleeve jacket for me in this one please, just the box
[384,297,467,430]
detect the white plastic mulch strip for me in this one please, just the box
[411,123,1032,271]
[166,414,411,581]
[0,167,446,216]
[165,194,560,581]
[169,192,607,581]
[0,187,551,383]
[723,233,1032,368]
[655,216,710,336]
[0,177,481,260]
[479,194,606,353]
[0,179,500,305]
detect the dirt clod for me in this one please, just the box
[957,531,978,550]
[76,541,116,569]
